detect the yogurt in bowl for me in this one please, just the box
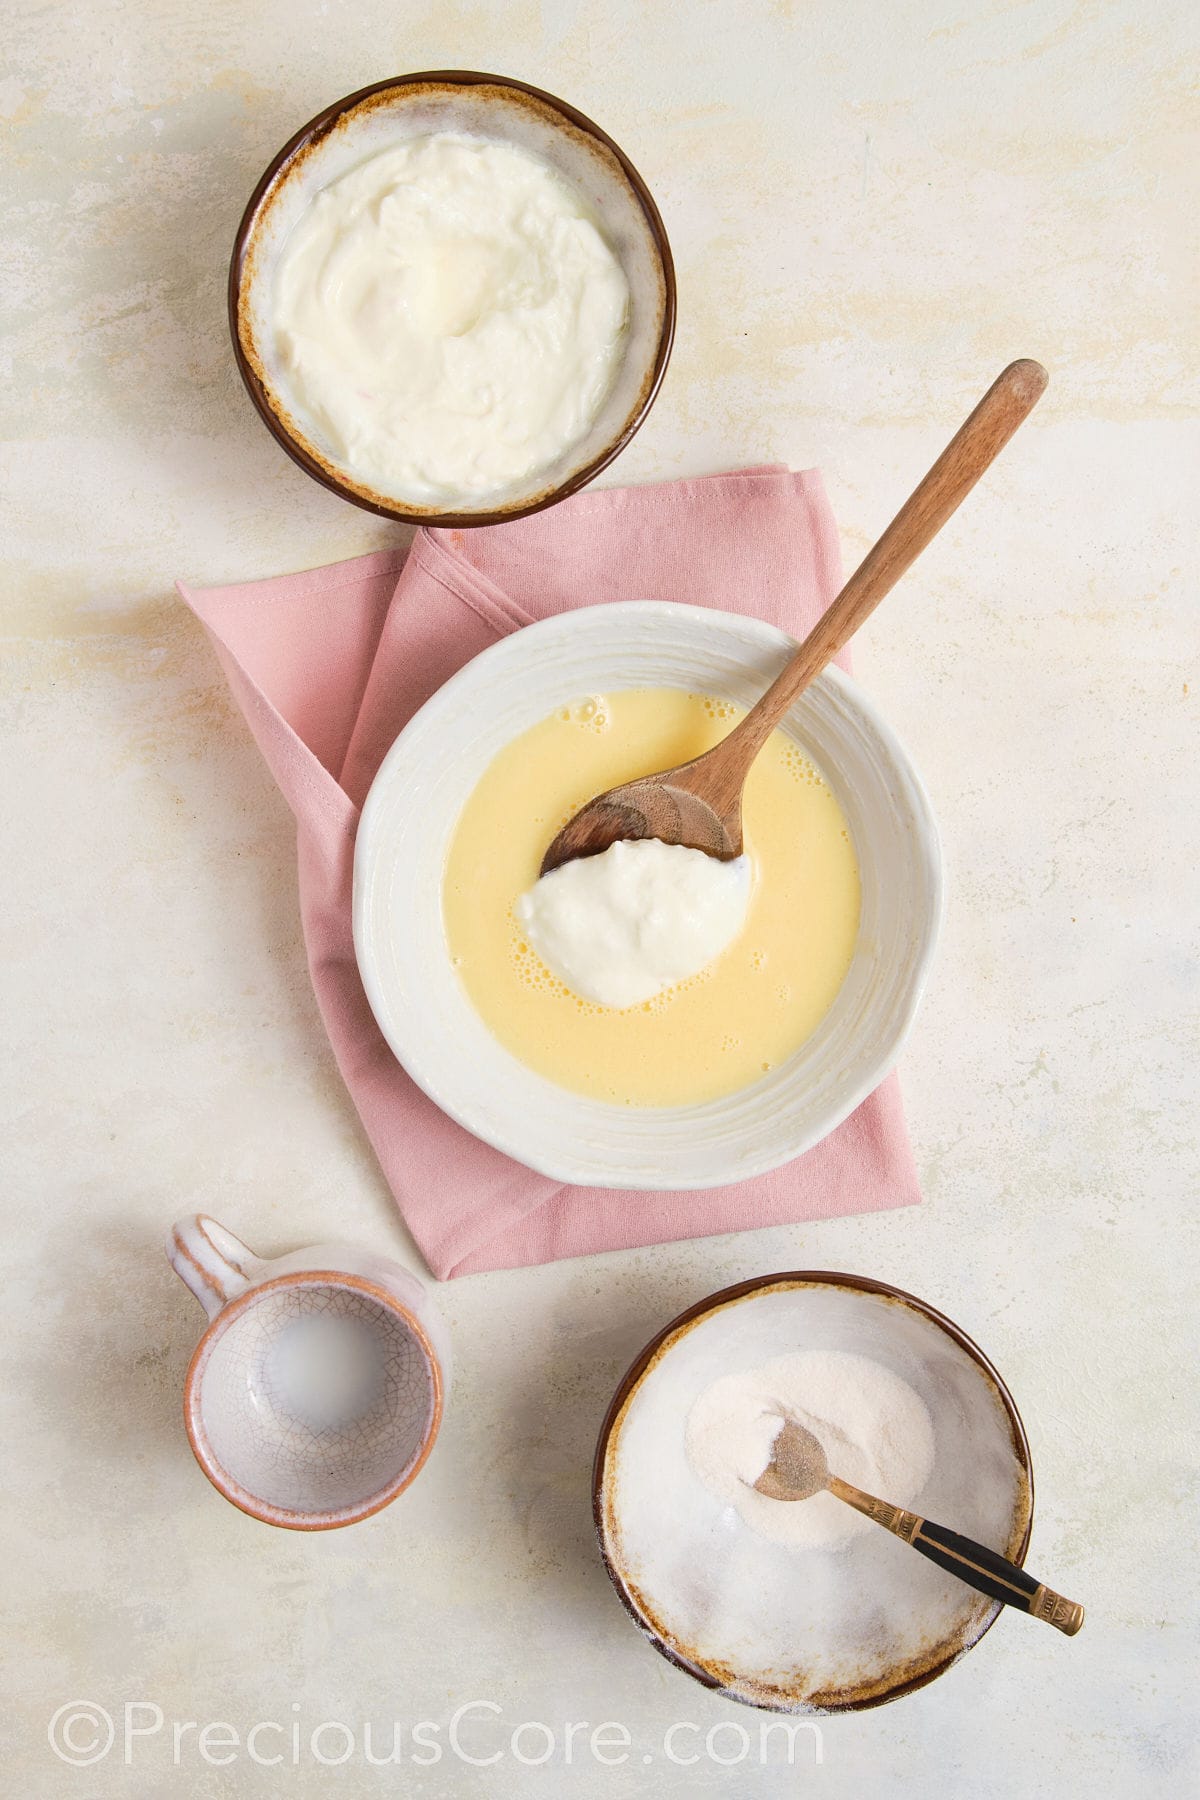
[352,601,942,1188]
[271,131,631,507]
[231,73,674,524]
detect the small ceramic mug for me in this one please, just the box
[167,1215,450,1529]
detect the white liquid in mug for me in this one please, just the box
[262,1313,385,1431]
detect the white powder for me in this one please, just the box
[684,1350,936,1549]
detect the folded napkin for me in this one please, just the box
[179,468,920,1278]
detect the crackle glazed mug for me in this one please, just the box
[167,1215,450,1529]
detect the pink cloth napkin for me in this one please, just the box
[179,467,920,1278]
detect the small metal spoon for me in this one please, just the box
[540,360,1047,875]
[754,1419,1084,1636]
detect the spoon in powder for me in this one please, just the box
[754,1419,1084,1635]
[540,359,1047,874]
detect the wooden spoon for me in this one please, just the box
[754,1418,1084,1636]
[541,359,1048,875]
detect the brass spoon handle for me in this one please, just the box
[710,359,1048,777]
[826,1473,1084,1636]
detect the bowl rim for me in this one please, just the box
[227,69,677,526]
[591,1270,1034,1713]
[183,1270,445,1531]
[352,599,944,1189]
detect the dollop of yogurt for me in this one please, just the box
[516,839,752,1009]
[271,132,630,503]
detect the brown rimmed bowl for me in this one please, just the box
[229,71,676,525]
[593,1273,1033,1713]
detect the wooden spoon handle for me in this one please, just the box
[719,359,1048,769]
[826,1473,1083,1635]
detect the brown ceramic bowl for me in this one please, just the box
[229,71,675,526]
[594,1273,1034,1713]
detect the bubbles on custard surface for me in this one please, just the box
[700,692,739,724]
[556,694,611,735]
[622,959,717,1017]
[779,739,831,790]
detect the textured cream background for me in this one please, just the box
[2,1,1196,1794]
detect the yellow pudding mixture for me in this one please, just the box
[442,688,860,1107]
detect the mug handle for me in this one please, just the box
[167,1214,263,1320]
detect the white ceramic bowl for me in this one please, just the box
[594,1274,1034,1712]
[353,601,942,1188]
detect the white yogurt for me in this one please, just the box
[516,838,752,1009]
[271,132,630,503]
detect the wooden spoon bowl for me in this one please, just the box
[541,360,1047,875]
